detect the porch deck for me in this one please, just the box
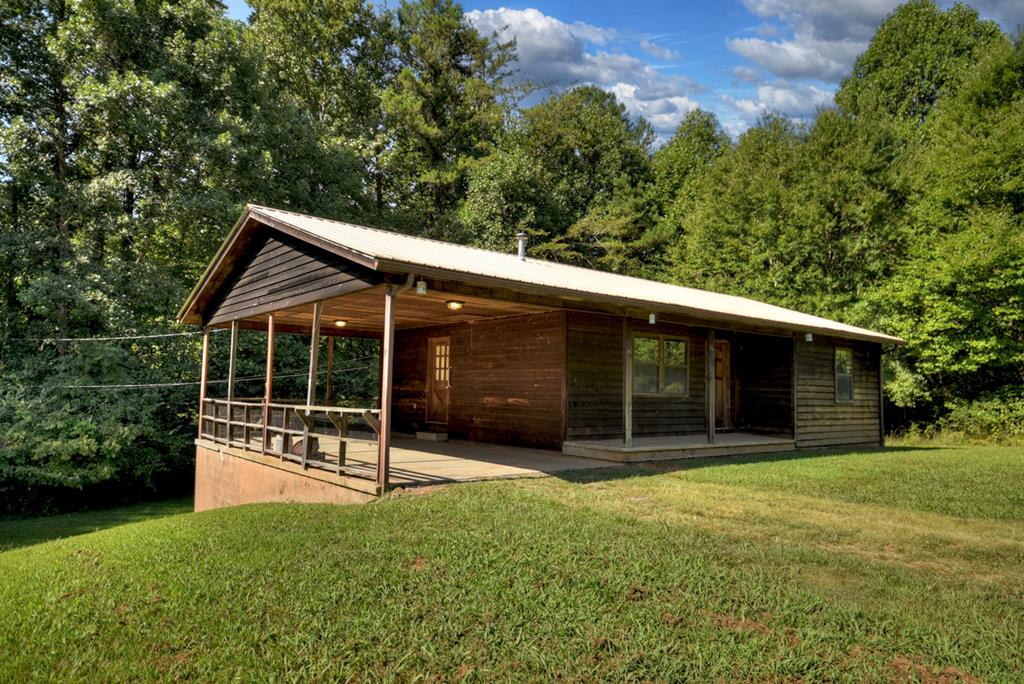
[340,435,621,486]
[562,432,795,462]
[199,430,797,502]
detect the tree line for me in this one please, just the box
[1,0,1021,512]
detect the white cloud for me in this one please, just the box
[569,21,617,45]
[969,0,1024,30]
[728,0,899,82]
[757,82,834,114]
[608,83,698,132]
[723,81,834,120]
[731,65,764,85]
[727,33,862,82]
[730,0,1021,84]
[639,39,681,61]
[466,7,703,138]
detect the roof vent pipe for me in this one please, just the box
[516,232,527,261]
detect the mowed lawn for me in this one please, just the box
[1,446,1022,682]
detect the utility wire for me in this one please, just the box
[54,358,377,390]
[0,329,222,343]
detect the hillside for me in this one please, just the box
[2,445,1022,682]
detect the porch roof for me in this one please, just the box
[178,205,903,345]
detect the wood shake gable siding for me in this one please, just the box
[393,312,566,449]
[794,336,882,448]
[206,228,381,325]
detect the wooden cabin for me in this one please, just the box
[178,205,902,510]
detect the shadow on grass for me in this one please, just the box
[0,497,193,553]
[551,445,935,485]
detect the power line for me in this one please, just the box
[0,329,222,343]
[54,358,376,390]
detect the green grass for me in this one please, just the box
[0,498,193,552]
[1,446,1022,682]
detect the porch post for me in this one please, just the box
[226,320,239,443]
[878,347,885,447]
[302,301,324,467]
[791,335,798,443]
[622,318,633,447]
[378,285,396,493]
[198,328,210,439]
[325,337,335,405]
[707,329,716,445]
[263,313,275,454]
[226,320,239,401]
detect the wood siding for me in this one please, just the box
[565,313,708,440]
[733,333,793,434]
[392,312,566,449]
[206,228,380,325]
[565,313,624,441]
[632,324,707,437]
[795,336,881,448]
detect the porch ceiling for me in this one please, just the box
[225,283,556,336]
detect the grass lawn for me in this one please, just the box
[1,445,1022,682]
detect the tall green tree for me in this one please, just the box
[671,115,806,305]
[835,0,1006,123]
[869,36,1024,408]
[381,0,514,238]
[0,0,365,511]
[247,0,395,217]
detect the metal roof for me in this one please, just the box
[181,204,903,344]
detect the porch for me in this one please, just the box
[198,430,623,496]
[563,432,795,462]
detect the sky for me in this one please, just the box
[223,0,1024,141]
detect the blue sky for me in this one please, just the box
[223,0,1023,140]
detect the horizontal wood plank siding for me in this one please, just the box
[206,228,381,325]
[632,326,707,437]
[734,333,793,434]
[795,336,881,448]
[393,312,566,449]
[565,313,708,440]
[565,313,624,440]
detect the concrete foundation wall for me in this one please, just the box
[194,444,374,512]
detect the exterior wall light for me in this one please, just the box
[416,280,427,295]
[446,300,464,311]
[649,313,656,325]
[805,332,814,342]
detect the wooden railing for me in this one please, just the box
[200,399,381,479]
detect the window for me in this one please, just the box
[633,337,660,394]
[632,336,688,395]
[835,347,853,402]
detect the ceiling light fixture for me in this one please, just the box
[334,320,347,328]
[445,300,464,311]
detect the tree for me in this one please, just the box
[381,0,515,239]
[0,0,366,512]
[670,115,805,305]
[869,36,1024,408]
[650,109,731,216]
[520,86,654,231]
[835,0,1006,123]
[247,0,396,217]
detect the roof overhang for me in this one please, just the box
[178,205,904,346]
